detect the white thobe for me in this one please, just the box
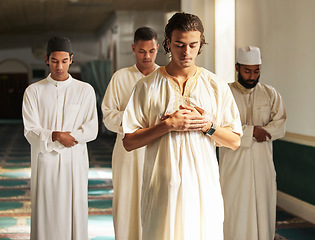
[22,74,98,240]
[122,67,242,240]
[102,64,158,240]
[219,81,286,240]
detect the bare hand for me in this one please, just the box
[164,105,208,132]
[253,126,271,142]
[52,131,78,147]
[194,106,214,133]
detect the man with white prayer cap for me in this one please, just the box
[219,46,287,240]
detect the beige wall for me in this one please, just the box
[99,11,171,72]
[236,0,315,136]
[182,0,315,136]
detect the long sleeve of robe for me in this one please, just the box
[122,67,242,240]
[22,74,98,240]
[101,64,158,240]
[219,82,287,240]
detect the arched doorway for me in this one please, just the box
[0,59,29,119]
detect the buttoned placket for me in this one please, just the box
[56,82,65,131]
[244,92,253,127]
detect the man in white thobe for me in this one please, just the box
[219,46,287,240]
[122,13,242,240]
[22,37,98,240]
[101,27,159,240]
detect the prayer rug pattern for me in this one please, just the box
[1,123,315,239]
[0,123,115,239]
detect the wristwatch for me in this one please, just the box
[205,122,216,136]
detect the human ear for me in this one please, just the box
[235,63,239,72]
[69,54,73,64]
[166,38,171,49]
[45,55,49,65]
[132,44,135,53]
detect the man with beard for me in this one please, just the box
[102,27,159,240]
[219,46,287,240]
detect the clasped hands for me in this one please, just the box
[161,105,211,133]
[253,126,271,142]
[52,131,78,148]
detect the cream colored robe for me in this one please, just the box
[122,67,242,240]
[102,64,158,240]
[219,81,287,240]
[22,74,98,240]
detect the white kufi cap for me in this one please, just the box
[237,46,262,65]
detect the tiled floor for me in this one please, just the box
[276,207,315,240]
[0,122,315,240]
[0,122,115,239]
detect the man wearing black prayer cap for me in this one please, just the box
[22,36,98,240]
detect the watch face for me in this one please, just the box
[208,123,216,135]
[208,128,215,135]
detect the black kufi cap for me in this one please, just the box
[47,36,72,56]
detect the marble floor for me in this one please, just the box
[0,122,314,240]
[0,122,115,239]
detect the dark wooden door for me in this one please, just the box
[0,73,28,119]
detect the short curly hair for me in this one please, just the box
[162,12,206,55]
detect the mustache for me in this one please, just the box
[237,73,260,89]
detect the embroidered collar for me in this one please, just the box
[159,66,201,87]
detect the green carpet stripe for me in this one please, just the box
[0,202,24,211]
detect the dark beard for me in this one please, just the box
[237,73,260,89]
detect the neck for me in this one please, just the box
[50,73,70,82]
[137,64,155,76]
[165,61,197,84]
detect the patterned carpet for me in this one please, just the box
[275,207,315,240]
[0,122,115,240]
[0,122,314,239]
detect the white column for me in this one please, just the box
[215,0,235,82]
[181,0,215,72]
[181,0,235,82]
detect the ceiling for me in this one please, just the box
[0,0,179,40]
